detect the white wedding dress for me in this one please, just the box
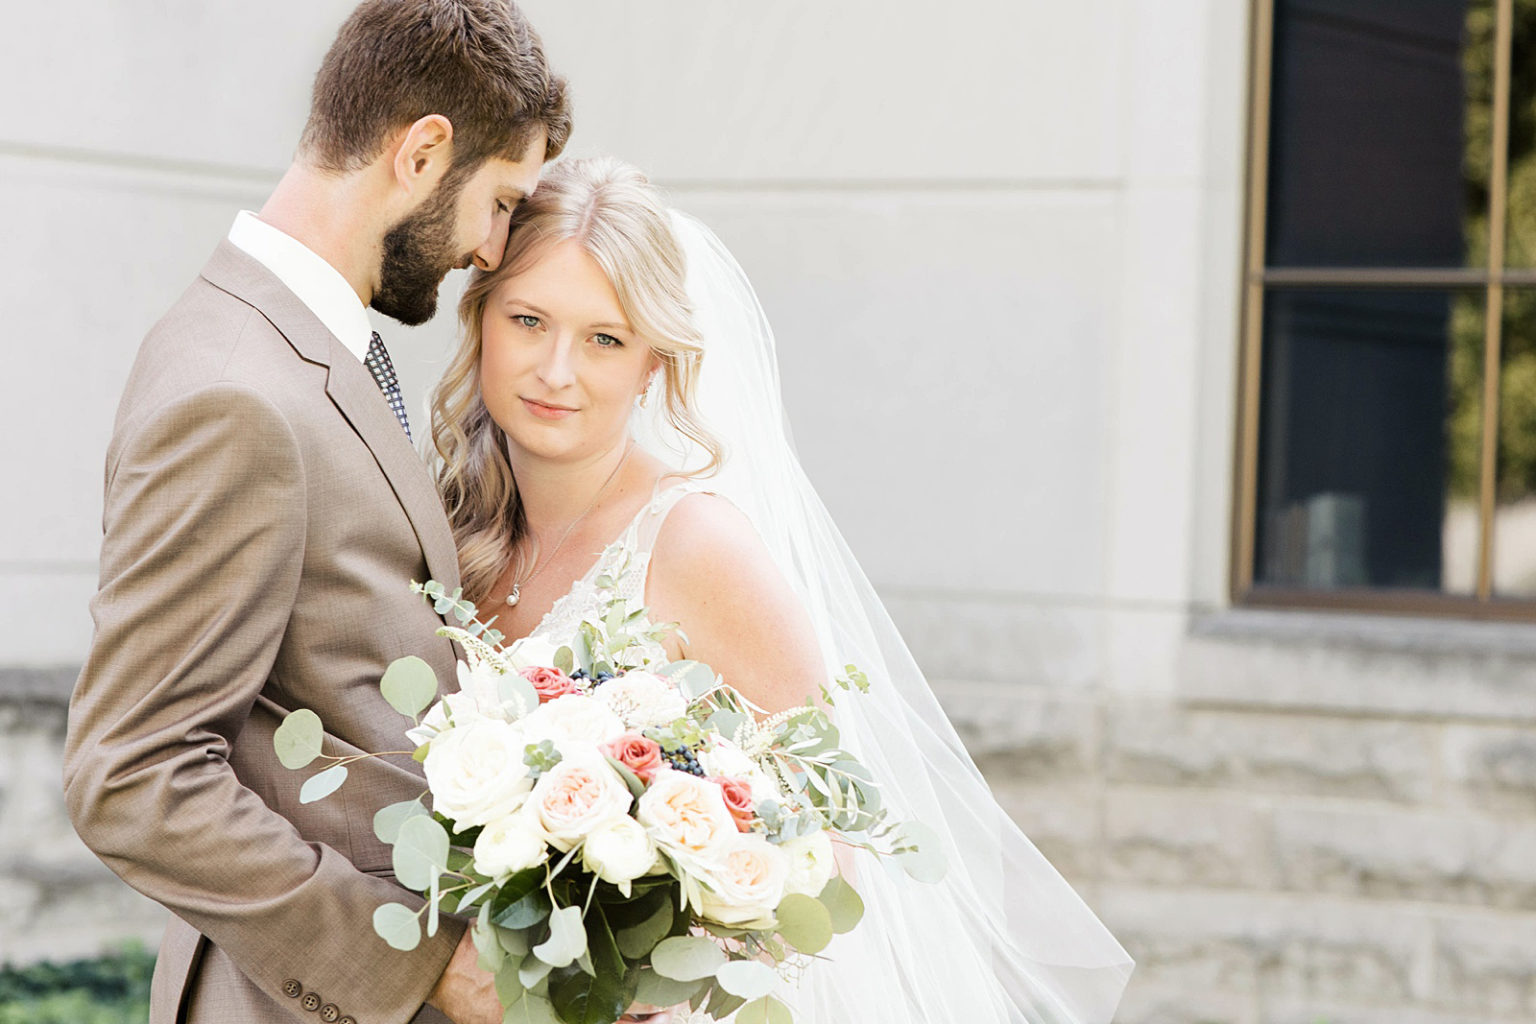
[509,214,1133,1023]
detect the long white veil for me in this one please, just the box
[632,212,1134,1023]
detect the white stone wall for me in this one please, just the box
[8,1,1536,1022]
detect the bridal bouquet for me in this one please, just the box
[274,554,943,1024]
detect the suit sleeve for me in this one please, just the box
[63,381,461,1023]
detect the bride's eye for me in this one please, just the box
[514,314,541,329]
[593,333,623,348]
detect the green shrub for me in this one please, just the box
[0,945,154,1024]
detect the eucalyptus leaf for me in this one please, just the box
[373,798,429,844]
[393,815,450,891]
[555,646,575,674]
[634,969,703,1009]
[817,875,865,934]
[615,896,674,959]
[532,906,587,968]
[497,925,532,957]
[519,955,554,990]
[547,907,633,1024]
[494,955,526,1005]
[894,821,949,883]
[299,764,348,804]
[502,990,561,1024]
[706,709,747,743]
[498,673,539,717]
[650,936,726,982]
[735,995,793,1024]
[773,893,832,954]
[657,660,718,701]
[273,709,324,770]
[427,875,441,936]
[473,918,506,973]
[604,756,647,801]
[458,880,497,910]
[381,656,439,719]
[705,982,748,1019]
[715,960,778,1000]
[372,903,422,951]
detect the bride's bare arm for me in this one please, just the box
[643,493,823,713]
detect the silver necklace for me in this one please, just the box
[505,441,636,607]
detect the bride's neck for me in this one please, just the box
[508,440,643,538]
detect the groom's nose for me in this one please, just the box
[471,225,509,272]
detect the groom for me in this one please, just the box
[62,2,568,1022]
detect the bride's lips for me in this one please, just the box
[522,397,577,420]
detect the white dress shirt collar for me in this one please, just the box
[227,210,374,363]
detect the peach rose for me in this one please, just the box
[529,755,635,851]
[707,776,756,833]
[602,732,665,783]
[521,666,581,703]
[636,768,738,858]
[697,834,790,929]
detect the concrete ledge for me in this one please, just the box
[1180,610,1536,724]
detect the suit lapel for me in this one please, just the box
[200,241,462,592]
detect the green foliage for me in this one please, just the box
[0,946,154,1024]
[413,580,503,646]
[273,708,324,769]
[299,764,348,804]
[380,656,438,720]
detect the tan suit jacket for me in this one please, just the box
[64,242,464,1024]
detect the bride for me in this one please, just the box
[429,156,1133,1023]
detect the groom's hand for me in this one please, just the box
[427,929,501,1024]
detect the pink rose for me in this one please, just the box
[521,666,580,704]
[708,776,756,833]
[602,732,665,783]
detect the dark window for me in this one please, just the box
[1238,0,1536,614]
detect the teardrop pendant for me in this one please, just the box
[505,583,521,607]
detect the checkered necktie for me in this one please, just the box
[365,331,412,441]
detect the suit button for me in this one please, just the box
[320,1005,341,1022]
[282,979,303,999]
[338,1018,356,1024]
[301,992,321,1012]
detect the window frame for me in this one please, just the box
[1232,0,1536,619]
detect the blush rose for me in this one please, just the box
[707,776,756,833]
[521,666,581,703]
[602,732,665,783]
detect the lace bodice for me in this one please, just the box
[528,481,705,646]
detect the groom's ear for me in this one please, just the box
[391,114,455,196]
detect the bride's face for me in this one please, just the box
[479,238,657,464]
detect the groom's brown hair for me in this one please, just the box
[299,0,570,173]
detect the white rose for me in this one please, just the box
[698,738,782,805]
[779,831,836,898]
[529,755,636,851]
[505,634,562,671]
[581,815,659,894]
[697,834,790,929]
[473,806,549,879]
[595,671,687,729]
[521,694,626,752]
[423,718,534,827]
[637,769,739,860]
[406,690,482,748]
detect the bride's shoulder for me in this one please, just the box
[645,489,821,711]
[648,489,767,582]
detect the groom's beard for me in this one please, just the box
[372,171,474,327]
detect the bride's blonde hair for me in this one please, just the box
[430,156,723,604]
